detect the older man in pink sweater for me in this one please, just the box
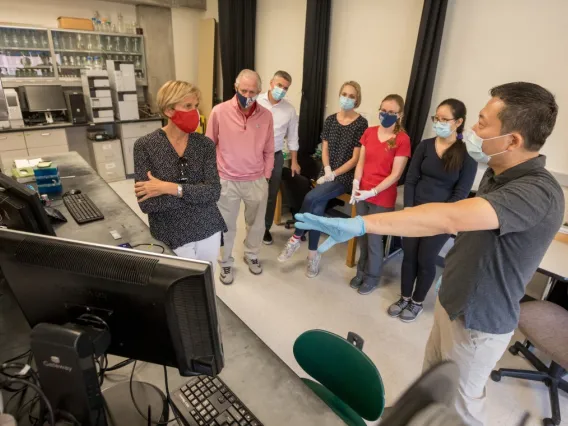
[206,69,275,285]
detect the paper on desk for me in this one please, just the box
[13,158,42,168]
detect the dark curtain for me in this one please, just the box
[218,0,256,101]
[297,0,332,161]
[403,0,448,152]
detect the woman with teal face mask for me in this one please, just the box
[277,81,368,278]
[388,98,477,323]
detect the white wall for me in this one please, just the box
[430,0,568,176]
[255,0,306,111]
[171,8,202,84]
[325,0,423,124]
[0,0,136,28]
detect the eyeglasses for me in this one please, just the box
[178,157,189,183]
[431,116,455,124]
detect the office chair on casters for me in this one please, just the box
[491,301,568,426]
[293,330,385,426]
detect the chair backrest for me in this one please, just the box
[293,329,385,420]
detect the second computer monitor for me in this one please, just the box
[23,85,67,112]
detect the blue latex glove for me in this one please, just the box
[294,213,366,253]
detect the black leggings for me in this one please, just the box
[400,234,450,303]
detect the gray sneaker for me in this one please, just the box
[400,302,424,323]
[219,266,234,285]
[278,238,301,262]
[387,297,410,317]
[244,257,262,275]
[358,281,378,295]
[306,253,321,278]
[350,274,364,289]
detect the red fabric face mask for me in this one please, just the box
[171,109,200,133]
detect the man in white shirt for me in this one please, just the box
[257,70,300,245]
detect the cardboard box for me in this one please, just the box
[57,17,94,31]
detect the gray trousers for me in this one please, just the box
[355,201,393,285]
[265,151,284,230]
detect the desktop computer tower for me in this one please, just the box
[65,92,88,124]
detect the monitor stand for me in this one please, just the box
[44,111,54,124]
[103,382,169,425]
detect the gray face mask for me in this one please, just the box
[463,129,512,164]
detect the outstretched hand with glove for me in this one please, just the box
[294,213,367,253]
[353,188,378,203]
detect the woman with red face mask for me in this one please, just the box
[134,80,226,268]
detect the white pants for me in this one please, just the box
[423,298,513,426]
[173,232,221,273]
[217,178,268,267]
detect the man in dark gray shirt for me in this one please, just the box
[293,82,565,425]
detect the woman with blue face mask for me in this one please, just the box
[388,98,477,323]
[277,81,368,278]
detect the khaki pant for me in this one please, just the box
[217,178,268,267]
[423,298,513,426]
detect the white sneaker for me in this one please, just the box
[219,266,234,285]
[244,256,262,275]
[278,238,301,262]
[306,253,321,278]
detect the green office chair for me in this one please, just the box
[293,329,385,425]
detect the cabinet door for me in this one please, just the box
[24,129,68,148]
[0,132,26,151]
[122,137,137,175]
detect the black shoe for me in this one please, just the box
[263,229,273,245]
[350,274,364,289]
[358,281,378,295]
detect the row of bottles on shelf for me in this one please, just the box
[0,65,145,79]
[0,28,48,49]
[59,54,142,69]
[92,11,138,34]
[53,32,141,53]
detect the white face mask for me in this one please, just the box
[463,129,512,164]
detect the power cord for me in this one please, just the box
[0,374,55,426]
[128,361,185,425]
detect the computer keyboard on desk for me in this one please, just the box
[62,193,104,224]
[172,375,264,426]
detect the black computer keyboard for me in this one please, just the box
[62,193,104,224]
[172,376,263,426]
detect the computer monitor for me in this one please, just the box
[0,171,55,235]
[0,228,224,376]
[22,85,67,112]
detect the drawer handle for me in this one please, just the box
[41,133,51,136]
[0,136,7,140]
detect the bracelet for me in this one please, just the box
[177,184,183,198]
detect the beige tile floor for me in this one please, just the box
[111,178,567,425]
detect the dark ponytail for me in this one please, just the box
[438,98,467,173]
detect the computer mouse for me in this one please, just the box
[68,189,81,195]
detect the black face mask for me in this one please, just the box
[236,92,257,108]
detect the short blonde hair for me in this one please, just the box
[157,80,201,118]
[339,81,362,108]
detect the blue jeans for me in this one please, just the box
[294,181,346,250]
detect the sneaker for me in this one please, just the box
[350,274,364,289]
[400,301,424,323]
[358,281,378,295]
[306,253,321,278]
[263,229,273,245]
[244,256,262,275]
[219,266,234,285]
[278,238,301,262]
[387,297,410,317]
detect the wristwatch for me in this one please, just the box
[177,184,183,198]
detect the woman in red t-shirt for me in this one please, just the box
[350,94,411,295]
